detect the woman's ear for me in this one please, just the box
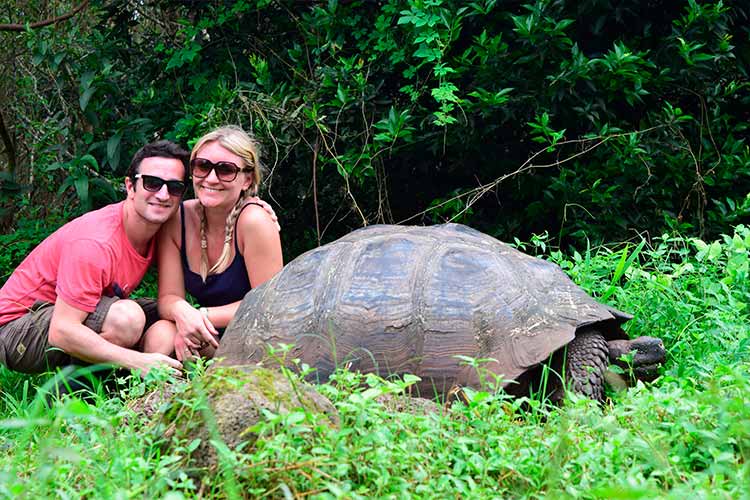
[242,174,254,193]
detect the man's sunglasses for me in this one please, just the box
[133,174,186,197]
[190,158,251,182]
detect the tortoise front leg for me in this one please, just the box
[552,329,609,402]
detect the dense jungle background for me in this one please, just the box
[1,0,748,265]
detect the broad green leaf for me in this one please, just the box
[80,71,95,90]
[78,154,99,171]
[708,241,723,261]
[73,175,90,206]
[107,133,122,170]
[57,176,74,196]
[79,87,96,112]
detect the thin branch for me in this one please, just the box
[0,1,89,32]
[397,125,666,225]
[316,128,368,226]
[312,137,321,246]
[0,108,16,174]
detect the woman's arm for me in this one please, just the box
[156,206,219,355]
[241,204,283,287]
[155,209,187,319]
[199,204,283,329]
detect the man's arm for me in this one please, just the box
[48,296,181,375]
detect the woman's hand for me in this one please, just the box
[172,300,220,361]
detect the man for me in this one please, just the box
[0,140,187,376]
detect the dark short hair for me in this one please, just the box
[127,140,189,181]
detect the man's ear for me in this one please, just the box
[125,175,135,197]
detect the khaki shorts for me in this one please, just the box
[0,296,158,374]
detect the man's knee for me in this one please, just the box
[100,300,146,348]
[141,320,177,355]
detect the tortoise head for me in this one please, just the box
[605,336,666,388]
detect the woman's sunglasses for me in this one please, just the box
[190,158,251,182]
[133,174,187,197]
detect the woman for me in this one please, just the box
[143,126,283,361]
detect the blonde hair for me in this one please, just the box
[191,125,265,282]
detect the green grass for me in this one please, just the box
[1,225,749,498]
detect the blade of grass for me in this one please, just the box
[600,239,646,302]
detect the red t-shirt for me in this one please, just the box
[0,202,154,326]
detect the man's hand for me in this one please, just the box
[132,352,183,377]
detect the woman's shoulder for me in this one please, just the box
[236,202,280,241]
[238,202,276,226]
[157,201,184,245]
[236,202,282,259]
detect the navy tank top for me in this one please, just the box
[180,203,259,307]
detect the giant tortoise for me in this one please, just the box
[216,224,665,401]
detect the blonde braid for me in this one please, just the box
[198,206,209,282]
[199,190,254,282]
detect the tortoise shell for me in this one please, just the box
[217,224,631,396]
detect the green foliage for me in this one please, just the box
[0,212,64,285]
[2,226,750,497]
[3,0,748,254]
[549,224,750,385]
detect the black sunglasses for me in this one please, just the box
[133,174,186,197]
[190,158,251,182]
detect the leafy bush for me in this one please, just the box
[0,213,65,286]
[2,0,748,256]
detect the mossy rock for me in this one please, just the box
[142,365,339,472]
[375,393,442,415]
